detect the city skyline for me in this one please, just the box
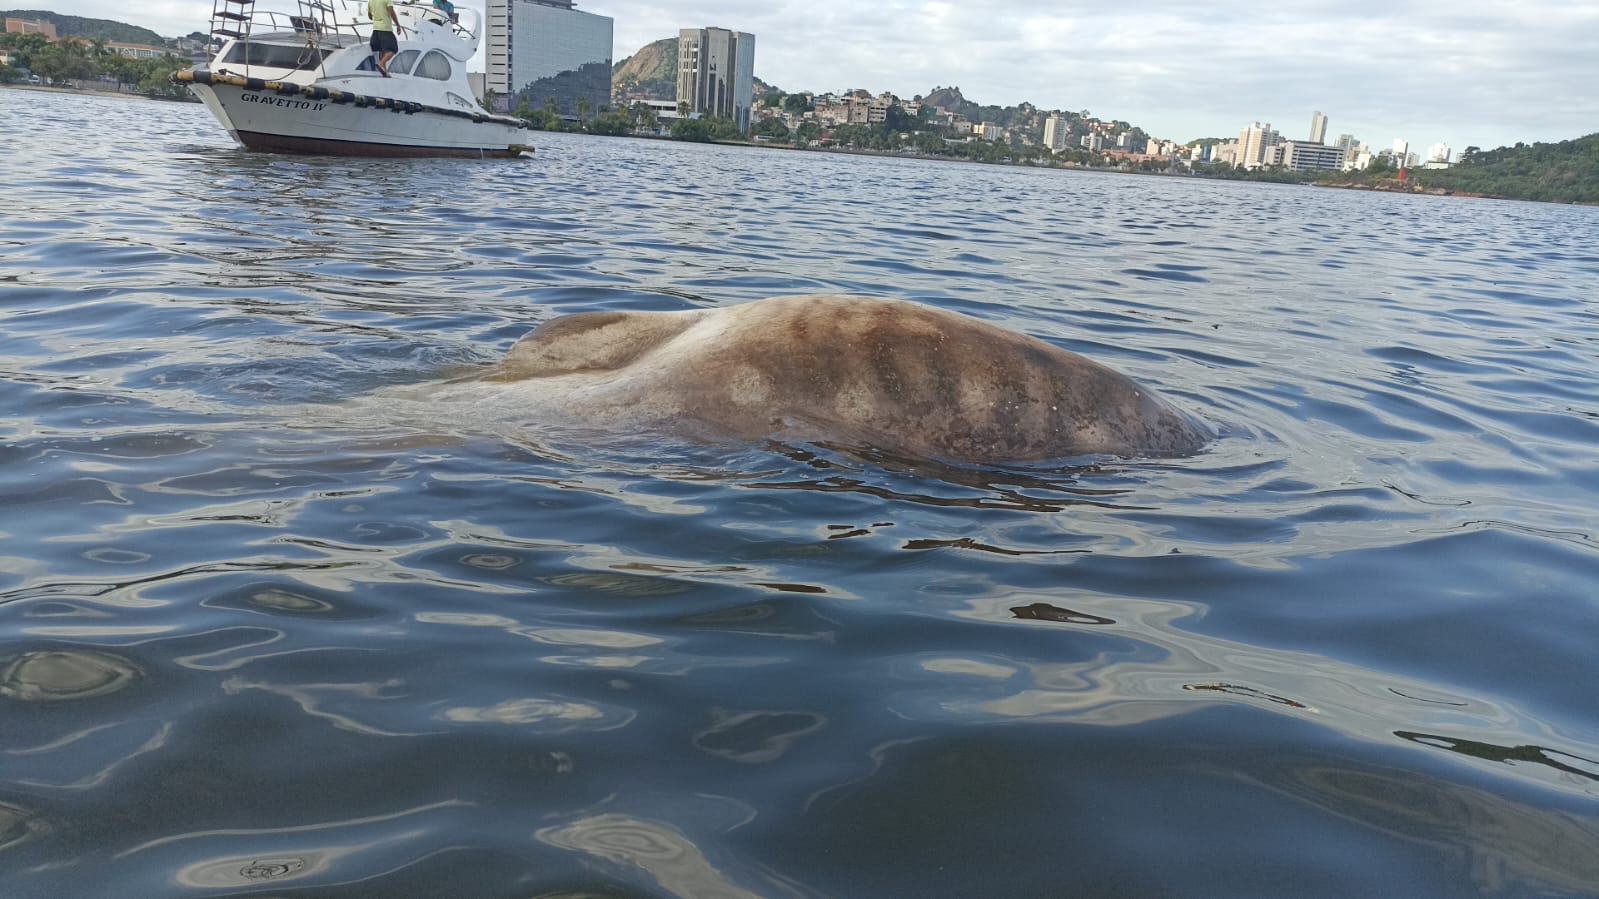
[41,0,1599,155]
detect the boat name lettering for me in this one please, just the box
[241,92,326,112]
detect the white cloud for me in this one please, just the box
[45,0,1599,152]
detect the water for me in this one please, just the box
[2,91,1598,898]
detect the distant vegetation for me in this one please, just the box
[0,29,192,98]
[0,9,167,44]
[1401,135,1599,204]
[1191,136,1599,204]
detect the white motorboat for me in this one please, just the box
[175,0,533,157]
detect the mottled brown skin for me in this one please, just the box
[488,295,1211,462]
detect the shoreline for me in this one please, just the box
[12,84,1591,205]
[1314,178,1598,206]
[1,82,194,103]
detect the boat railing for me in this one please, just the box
[207,0,365,60]
[394,3,483,58]
[206,0,479,66]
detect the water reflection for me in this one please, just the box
[0,558,353,610]
[937,595,1597,797]
[537,813,768,899]
[415,612,666,652]
[1185,682,1310,709]
[1280,760,1599,895]
[16,722,173,790]
[1010,602,1116,625]
[178,851,331,888]
[221,676,427,737]
[742,456,1137,514]
[119,800,477,889]
[1396,731,1599,784]
[904,537,1088,557]
[236,587,336,614]
[0,649,140,701]
[0,801,42,852]
[693,710,827,763]
[443,697,633,731]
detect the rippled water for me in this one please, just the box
[3,91,1599,898]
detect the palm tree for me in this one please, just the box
[575,95,591,123]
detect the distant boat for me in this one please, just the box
[174,0,532,158]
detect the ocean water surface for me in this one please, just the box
[2,91,1598,898]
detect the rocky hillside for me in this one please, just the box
[612,37,777,106]
[920,86,969,112]
[612,38,677,103]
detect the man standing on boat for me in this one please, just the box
[369,0,406,77]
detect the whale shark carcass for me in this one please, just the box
[453,294,1213,463]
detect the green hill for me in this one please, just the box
[1419,133,1599,204]
[1322,133,1599,204]
[0,9,168,43]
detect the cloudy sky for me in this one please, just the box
[50,0,1598,154]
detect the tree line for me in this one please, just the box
[1181,135,1599,205]
[0,31,192,98]
[1408,134,1599,204]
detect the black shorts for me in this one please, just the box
[370,30,398,54]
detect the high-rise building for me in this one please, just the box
[485,0,613,117]
[1043,114,1068,152]
[1427,142,1451,164]
[1309,111,1327,144]
[677,27,756,132]
[1236,121,1280,169]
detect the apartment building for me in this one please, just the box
[1236,121,1281,169]
[1043,114,1068,152]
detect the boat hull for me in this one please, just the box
[183,74,533,158]
[231,129,523,158]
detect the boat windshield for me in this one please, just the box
[220,41,332,70]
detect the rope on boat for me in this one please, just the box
[171,69,525,126]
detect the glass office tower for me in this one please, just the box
[486,0,613,117]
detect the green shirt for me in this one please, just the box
[369,0,396,32]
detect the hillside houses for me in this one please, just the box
[751,87,1179,169]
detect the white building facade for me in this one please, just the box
[1309,110,1327,144]
[1280,141,1346,172]
[1043,114,1068,152]
[677,27,756,132]
[1236,121,1281,169]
